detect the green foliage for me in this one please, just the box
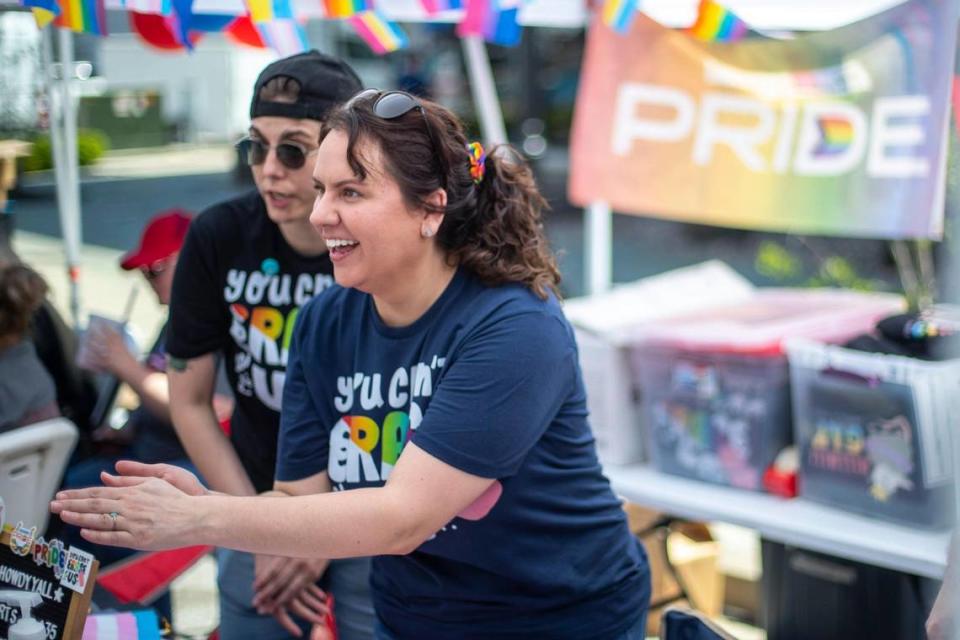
[754,239,883,292]
[77,129,109,166]
[754,241,802,281]
[19,136,51,172]
[19,129,109,172]
[807,256,880,292]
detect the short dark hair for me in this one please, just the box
[0,263,47,339]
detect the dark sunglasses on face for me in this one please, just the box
[346,89,448,188]
[235,137,316,170]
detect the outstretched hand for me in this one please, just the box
[50,471,202,551]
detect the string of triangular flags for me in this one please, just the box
[602,0,751,42]
[17,0,758,58]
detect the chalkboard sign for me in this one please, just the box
[0,524,98,640]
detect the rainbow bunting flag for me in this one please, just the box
[323,0,368,18]
[458,0,524,47]
[21,0,60,28]
[421,0,462,14]
[348,9,408,55]
[121,0,172,15]
[248,0,293,23]
[601,0,639,34]
[164,0,234,51]
[32,8,59,27]
[688,0,749,43]
[258,18,310,55]
[55,0,108,35]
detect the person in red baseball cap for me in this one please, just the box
[119,208,192,304]
[64,208,226,553]
[63,208,215,623]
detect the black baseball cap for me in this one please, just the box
[250,50,363,122]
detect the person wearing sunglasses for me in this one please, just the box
[162,52,373,640]
[53,91,652,639]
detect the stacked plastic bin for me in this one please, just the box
[786,338,960,528]
[628,289,904,491]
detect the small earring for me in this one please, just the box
[421,228,434,238]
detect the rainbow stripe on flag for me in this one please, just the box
[688,0,749,42]
[55,0,108,35]
[21,0,60,28]
[814,116,855,157]
[601,0,639,34]
[458,0,524,47]
[348,9,408,55]
[247,0,293,23]
[421,0,462,14]
[258,18,309,55]
[323,0,368,18]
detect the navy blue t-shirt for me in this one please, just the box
[277,269,649,639]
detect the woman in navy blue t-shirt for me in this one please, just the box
[53,91,651,640]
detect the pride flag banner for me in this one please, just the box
[348,9,408,54]
[55,0,108,35]
[322,0,368,18]
[688,0,749,43]
[421,0,462,15]
[601,0,638,34]
[569,0,959,240]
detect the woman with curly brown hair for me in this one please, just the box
[0,261,59,430]
[53,91,651,639]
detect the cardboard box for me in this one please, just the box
[623,502,724,637]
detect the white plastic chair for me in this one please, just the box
[0,417,78,532]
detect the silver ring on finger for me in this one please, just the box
[108,511,119,530]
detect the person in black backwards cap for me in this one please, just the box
[162,52,373,640]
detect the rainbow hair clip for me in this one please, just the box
[467,141,486,185]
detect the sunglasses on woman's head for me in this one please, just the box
[235,137,316,170]
[346,89,448,188]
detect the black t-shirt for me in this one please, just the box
[167,191,335,492]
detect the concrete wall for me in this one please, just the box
[98,34,277,141]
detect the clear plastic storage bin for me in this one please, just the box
[629,289,904,490]
[633,346,791,489]
[787,339,960,528]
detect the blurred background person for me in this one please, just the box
[66,209,204,488]
[0,260,59,430]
